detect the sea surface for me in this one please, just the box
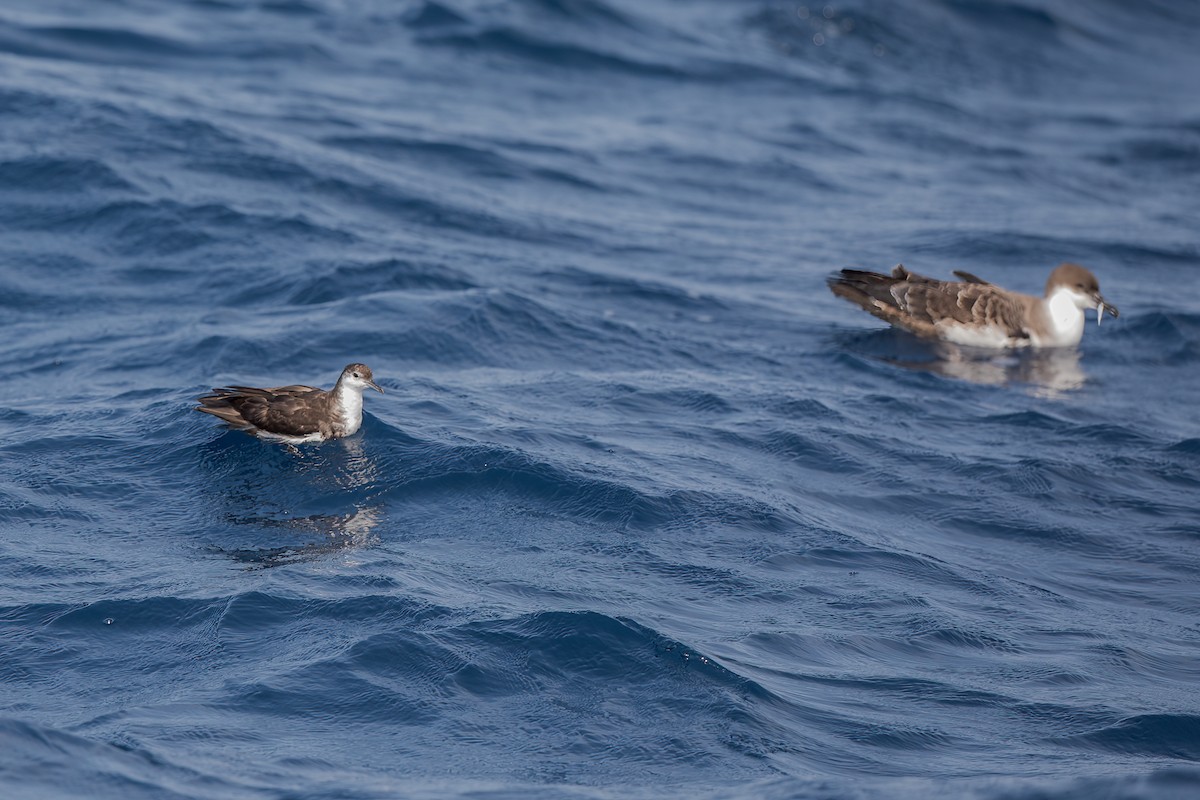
[2,1,1199,798]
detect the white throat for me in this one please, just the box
[332,383,365,435]
[1041,287,1086,347]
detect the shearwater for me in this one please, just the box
[196,363,384,443]
[828,263,1119,348]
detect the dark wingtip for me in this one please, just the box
[833,268,889,282]
[952,270,990,285]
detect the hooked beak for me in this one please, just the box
[1094,294,1119,326]
[367,380,384,394]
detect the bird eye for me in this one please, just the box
[353,372,361,378]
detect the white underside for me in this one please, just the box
[256,430,326,444]
[935,321,1025,349]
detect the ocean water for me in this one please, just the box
[1,0,1199,797]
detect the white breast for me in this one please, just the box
[336,388,364,436]
[1033,289,1086,347]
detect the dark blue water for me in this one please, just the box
[2,1,1199,797]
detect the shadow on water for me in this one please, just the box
[196,429,386,568]
[834,329,1087,397]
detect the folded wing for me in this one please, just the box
[196,385,326,436]
[829,265,1028,341]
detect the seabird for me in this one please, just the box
[828,263,1119,348]
[196,363,383,442]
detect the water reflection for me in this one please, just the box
[901,342,1086,397]
[838,330,1088,397]
[198,431,386,568]
[219,504,384,569]
[330,435,379,491]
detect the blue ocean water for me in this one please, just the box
[1,0,1199,797]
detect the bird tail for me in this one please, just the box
[195,394,255,430]
[827,267,904,312]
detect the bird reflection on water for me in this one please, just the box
[200,433,386,568]
[838,329,1088,398]
[220,504,384,569]
[904,342,1086,398]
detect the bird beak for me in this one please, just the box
[1094,294,1119,326]
[368,380,384,394]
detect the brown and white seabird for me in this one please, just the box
[196,363,383,442]
[828,263,1119,348]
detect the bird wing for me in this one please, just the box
[829,267,940,337]
[829,266,1028,340]
[197,385,327,435]
[892,279,1028,337]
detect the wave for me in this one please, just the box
[0,20,194,65]
[0,716,252,800]
[1057,713,1200,761]
[210,605,876,777]
[321,133,608,191]
[286,257,478,305]
[2,0,1199,796]
[0,155,139,194]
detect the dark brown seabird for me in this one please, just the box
[828,263,1119,348]
[196,363,383,442]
